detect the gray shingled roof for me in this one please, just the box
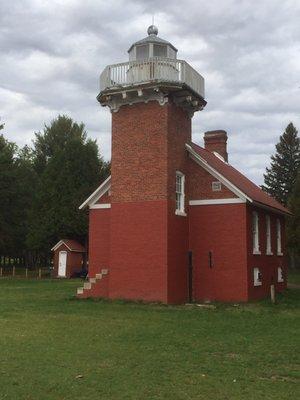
[128,35,178,53]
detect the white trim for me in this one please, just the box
[266,214,272,255]
[189,198,245,206]
[175,171,185,215]
[252,250,261,255]
[252,211,260,254]
[253,267,262,286]
[79,176,111,210]
[213,151,225,162]
[185,144,252,203]
[276,218,282,255]
[277,267,284,283]
[51,240,71,252]
[175,210,187,216]
[90,203,111,209]
[51,240,84,252]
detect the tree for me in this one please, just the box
[287,172,300,268]
[0,135,18,255]
[262,123,300,205]
[27,115,109,255]
[0,135,36,260]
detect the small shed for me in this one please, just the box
[51,239,85,278]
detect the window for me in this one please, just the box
[153,44,167,57]
[276,219,283,255]
[136,44,149,60]
[266,215,272,255]
[253,267,262,286]
[175,172,185,216]
[212,181,222,192]
[252,212,260,254]
[277,267,284,283]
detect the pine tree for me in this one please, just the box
[262,123,300,205]
[287,172,300,268]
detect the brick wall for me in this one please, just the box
[110,100,192,303]
[88,209,110,278]
[189,203,248,302]
[246,205,287,300]
[109,200,168,302]
[188,158,238,200]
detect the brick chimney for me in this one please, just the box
[204,130,228,162]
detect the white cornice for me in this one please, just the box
[79,176,111,210]
[185,144,252,203]
[90,204,111,209]
[189,198,246,206]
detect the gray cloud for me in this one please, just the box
[1,0,300,184]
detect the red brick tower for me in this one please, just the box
[97,25,206,303]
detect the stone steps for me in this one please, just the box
[77,269,109,298]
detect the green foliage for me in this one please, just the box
[0,115,109,262]
[0,136,37,256]
[0,279,299,400]
[262,123,300,206]
[287,172,300,259]
[26,115,109,253]
[0,135,18,253]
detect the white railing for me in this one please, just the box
[100,58,205,99]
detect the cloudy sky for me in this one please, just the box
[1,0,300,184]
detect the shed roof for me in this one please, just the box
[51,239,85,252]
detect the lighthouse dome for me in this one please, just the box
[128,26,178,61]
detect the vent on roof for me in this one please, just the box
[212,181,222,192]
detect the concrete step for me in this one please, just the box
[84,282,92,290]
[89,278,96,284]
[101,269,108,275]
[95,273,103,280]
[77,287,84,295]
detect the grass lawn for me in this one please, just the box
[288,269,300,285]
[0,279,299,400]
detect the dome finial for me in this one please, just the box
[147,24,158,36]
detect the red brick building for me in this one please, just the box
[52,239,85,278]
[77,26,290,303]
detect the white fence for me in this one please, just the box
[100,58,205,98]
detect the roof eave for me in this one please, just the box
[79,176,111,210]
[251,201,291,216]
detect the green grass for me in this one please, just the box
[288,269,300,285]
[0,279,299,400]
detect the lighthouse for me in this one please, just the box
[97,25,206,303]
[78,25,289,304]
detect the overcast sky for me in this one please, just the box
[1,0,300,184]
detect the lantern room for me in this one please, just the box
[128,25,178,61]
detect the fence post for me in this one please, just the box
[270,284,276,304]
[0,267,2,277]
[25,268,28,278]
[38,268,41,279]
[12,266,15,277]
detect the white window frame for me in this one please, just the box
[277,267,284,283]
[266,215,272,255]
[276,219,283,256]
[175,171,186,216]
[252,212,261,254]
[212,181,222,192]
[253,267,262,286]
